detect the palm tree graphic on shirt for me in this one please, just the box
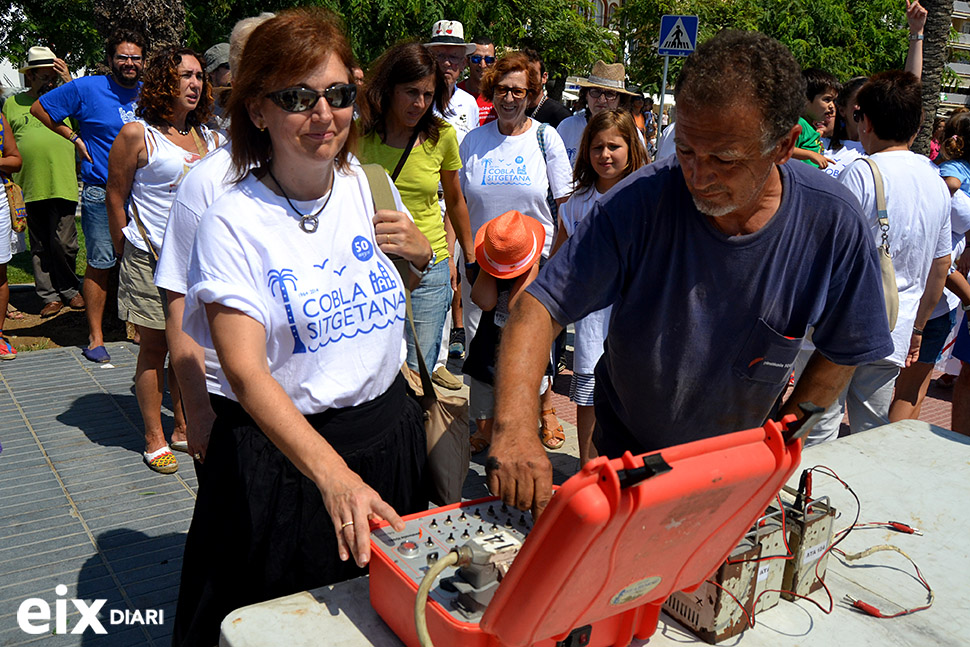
[267,269,307,354]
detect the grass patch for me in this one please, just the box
[7,215,87,285]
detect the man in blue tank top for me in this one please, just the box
[486,31,893,518]
[31,30,145,364]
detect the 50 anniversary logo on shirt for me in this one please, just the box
[480,156,533,186]
[268,235,405,354]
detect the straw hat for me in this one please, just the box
[424,20,476,55]
[475,211,545,279]
[575,60,636,96]
[19,46,57,74]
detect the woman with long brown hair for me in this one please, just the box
[357,42,473,378]
[173,9,432,645]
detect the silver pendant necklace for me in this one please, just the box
[267,167,334,233]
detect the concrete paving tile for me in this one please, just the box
[0,553,111,587]
[83,505,194,533]
[0,487,71,514]
[98,533,186,564]
[0,517,88,550]
[0,441,44,459]
[86,518,190,553]
[0,495,72,522]
[67,478,187,505]
[117,570,182,600]
[75,492,194,522]
[0,531,90,564]
[0,477,63,504]
[47,445,140,465]
[111,553,183,587]
[0,543,97,578]
[0,509,78,542]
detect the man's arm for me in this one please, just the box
[780,351,856,419]
[487,293,561,518]
[29,99,92,163]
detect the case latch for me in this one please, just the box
[555,624,592,647]
[616,454,673,489]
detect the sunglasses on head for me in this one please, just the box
[266,84,357,112]
[852,108,864,123]
[587,88,618,100]
[469,54,496,66]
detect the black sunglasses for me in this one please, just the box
[852,108,864,123]
[468,54,496,65]
[266,84,357,112]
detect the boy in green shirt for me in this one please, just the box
[792,68,840,169]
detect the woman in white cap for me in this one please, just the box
[556,60,638,168]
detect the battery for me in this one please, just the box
[781,496,836,599]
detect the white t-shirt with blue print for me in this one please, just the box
[459,118,573,257]
[184,164,410,414]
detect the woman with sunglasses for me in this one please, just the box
[106,46,220,475]
[357,42,474,376]
[173,10,432,646]
[556,60,638,168]
[458,52,572,451]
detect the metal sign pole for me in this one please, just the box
[658,55,669,137]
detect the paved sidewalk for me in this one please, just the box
[1,343,198,647]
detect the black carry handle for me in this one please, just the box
[782,402,824,445]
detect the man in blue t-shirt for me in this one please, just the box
[485,31,893,518]
[30,30,144,363]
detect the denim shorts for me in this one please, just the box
[80,184,117,269]
[917,308,957,364]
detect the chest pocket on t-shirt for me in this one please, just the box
[732,318,803,385]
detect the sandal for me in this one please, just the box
[5,304,25,320]
[470,429,492,454]
[0,335,17,361]
[540,408,565,450]
[143,447,178,474]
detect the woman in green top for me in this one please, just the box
[358,42,474,372]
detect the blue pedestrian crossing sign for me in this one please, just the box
[658,15,698,57]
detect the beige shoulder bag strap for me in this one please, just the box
[359,163,436,404]
[860,157,898,331]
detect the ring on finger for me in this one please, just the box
[340,521,355,530]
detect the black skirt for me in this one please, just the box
[172,374,427,647]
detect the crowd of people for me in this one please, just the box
[2,0,967,642]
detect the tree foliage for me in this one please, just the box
[617,0,919,94]
[3,0,614,96]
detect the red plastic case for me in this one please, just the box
[370,416,802,647]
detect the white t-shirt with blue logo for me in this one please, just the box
[820,139,865,181]
[459,118,573,257]
[184,164,410,414]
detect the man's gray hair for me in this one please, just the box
[229,12,276,73]
[675,30,805,154]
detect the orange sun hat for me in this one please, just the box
[474,210,545,279]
